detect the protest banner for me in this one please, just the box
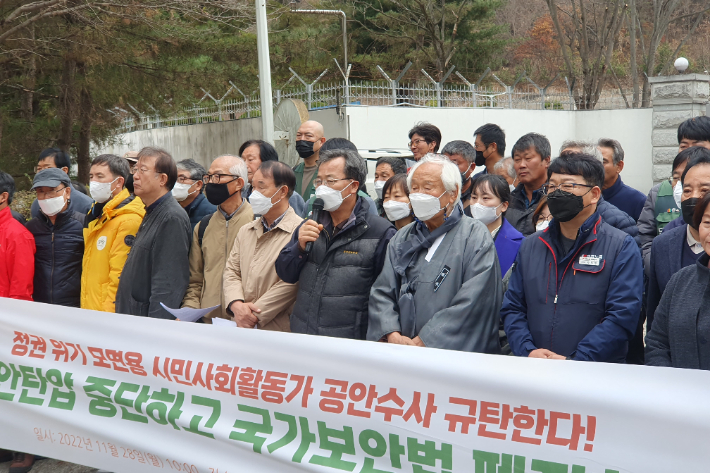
[0,298,708,472]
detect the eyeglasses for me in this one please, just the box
[314,178,352,188]
[542,183,594,195]
[36,186,66,199]
[177,176,198,184]
[408,138,428,148]
[131,167,158,176]
[202,174,239,184]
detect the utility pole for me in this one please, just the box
[256,0,274,144]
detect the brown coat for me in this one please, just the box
[181,201,253,319]
[222,206,302,331]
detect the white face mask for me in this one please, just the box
[673,180,682,209]
[536,220,550,232]
[409,191,448,222]
[89,177,120,204]
[250,186,284,216]
[470,202,502,225]
[38,192,67,217]
[315,181,354,212]
[383,200,411,221]
[374,180,386,200]
[509,184,516,192]
[172,182,197,202]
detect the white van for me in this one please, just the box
[358,148,413,200]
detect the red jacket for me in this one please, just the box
[0,206,35,300]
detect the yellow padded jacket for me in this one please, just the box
[81,188,145,312]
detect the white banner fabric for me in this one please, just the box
[0,298,708,473]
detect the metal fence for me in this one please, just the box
[114,65,646,134]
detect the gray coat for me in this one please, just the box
[115,193,191,319]
[646,253,710,369]
[367,216,502,353]
[637,182,661,274]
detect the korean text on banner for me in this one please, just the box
[0,298,709,473]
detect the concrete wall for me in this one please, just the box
[96,117,263,169]
[346,106,653,194]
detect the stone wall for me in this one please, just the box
[649,74,710,183]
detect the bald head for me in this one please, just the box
[299,120,325,139]
[296,120,327,164]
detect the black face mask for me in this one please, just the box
[682,197,699,229]
[547,189,588,223]
[205,183,239,206]
[125,174,134,194]
[475,149,486,167]
[296,140,316,159]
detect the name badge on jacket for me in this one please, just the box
[573,254,605,274]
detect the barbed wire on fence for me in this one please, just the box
[114,63,648,134]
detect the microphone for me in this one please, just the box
[305,198,324,254]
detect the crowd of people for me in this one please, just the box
[1,114,710,470]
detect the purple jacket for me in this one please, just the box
[494,218,524,276]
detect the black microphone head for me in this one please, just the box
[312,198,325,212]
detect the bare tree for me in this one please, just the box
[629,0,710,107]
[545,0,627,109]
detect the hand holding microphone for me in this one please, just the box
[299,198,324,253]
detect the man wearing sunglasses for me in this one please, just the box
[502,152,643,363]
[115,147,192,319]
[181,154,253,322]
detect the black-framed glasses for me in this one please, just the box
[542,183,594,195]
[202,173,240,184]
[314,178,351,188]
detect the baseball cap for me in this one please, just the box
[32,168,72,189]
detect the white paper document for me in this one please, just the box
[159,303,220,322]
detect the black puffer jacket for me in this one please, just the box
[597,198,640,244]
[26,200,86,307]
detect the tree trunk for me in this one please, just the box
[58,57,76,152]
[628,0,639,108]
[21,25,36,122]
[77,64,92,184]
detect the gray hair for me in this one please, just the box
[597,138,624,165]
[214,154,248,183]
[441,140,476,164]
[407,153,462,204]
[494,157,516,180]
[319,149,367,187]
[559,140,602,161]
[176,159,207,181]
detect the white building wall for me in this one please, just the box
[95,105,654,194]
[346,106,653,194]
